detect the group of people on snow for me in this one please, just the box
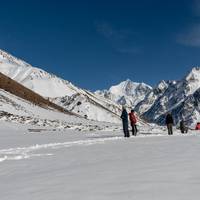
[164,113,200,134]
[121,107,137,137]
[121,107,200,137]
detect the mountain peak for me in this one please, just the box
[156,80,168,90]
[0,49,31,68]
[124,78,132,83]
[95,79,152,107]
[185,67,200,81]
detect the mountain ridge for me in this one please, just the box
[0,48,200,125]
[0,49,122,123]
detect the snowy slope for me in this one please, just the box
[95,79,152,108]
[53,90,122,123]
[0,49,122,123]
[0,89,121,131]
[0,50,78,98]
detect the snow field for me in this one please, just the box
[1,123,200,200]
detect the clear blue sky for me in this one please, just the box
[0,0,200,90]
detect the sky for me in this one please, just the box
[0,0,200,90]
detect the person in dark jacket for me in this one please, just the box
[129,109,138,136]
[165,113,174,135]
[180,120,188,133]
[121,107,130,137]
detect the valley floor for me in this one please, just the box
[0,122,200,200]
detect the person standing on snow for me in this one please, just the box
[129,109,138,136]
[121,107,130,137]
[180,120,188,133]
[165,113,174,135]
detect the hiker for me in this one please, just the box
[165,113,174,135]
[180,120,188,133]
[195,122,200,130]
[129,109,138,136]
[121,107,130,137]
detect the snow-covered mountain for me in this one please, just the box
[95,79,152,108]
[0,50,78,98]
[53,90,122,123]
[0,49,121,123]
[0,88,120,131]
[95,68,200,126]
[138,67,200,126]
[1,48,200,126]
[135,80,173,115]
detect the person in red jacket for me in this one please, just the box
[129,109,138,136]
[195,122,200,130]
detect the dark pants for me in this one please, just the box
[167,123,173,135]
[131,124,137,136]
[122,120,129,137]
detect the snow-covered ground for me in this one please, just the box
[1,122,200,200]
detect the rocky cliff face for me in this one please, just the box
[139,67,200,126]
